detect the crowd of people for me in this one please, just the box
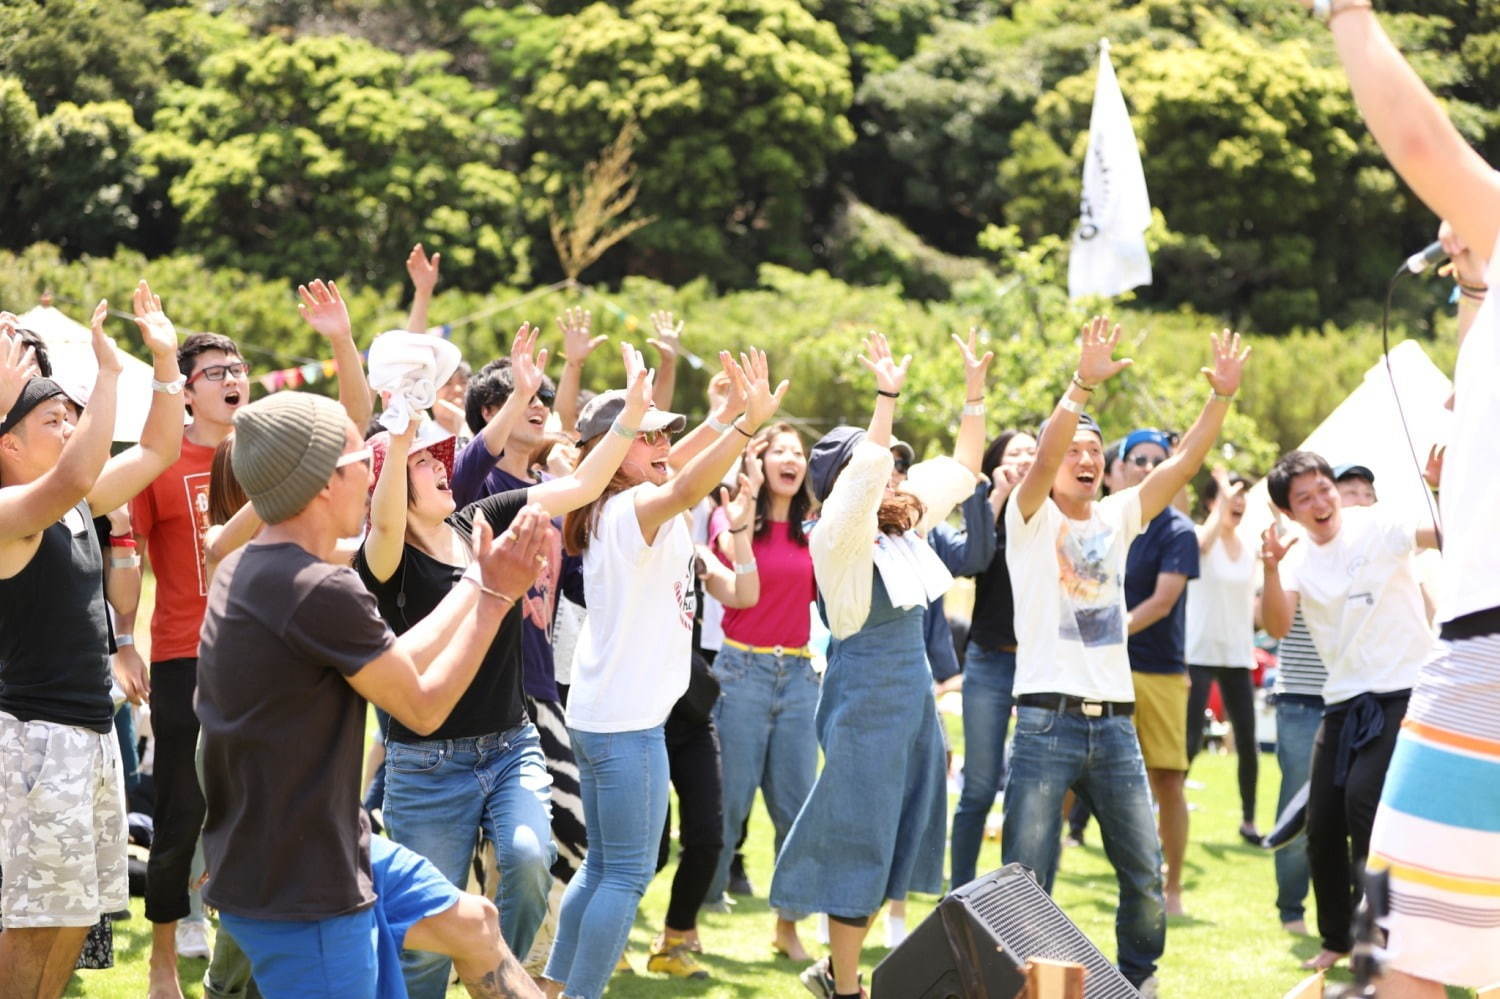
[0,3,1497,999]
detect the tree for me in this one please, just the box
[520,0,855,285]
[140,34,533,290]
[549,121,656,281]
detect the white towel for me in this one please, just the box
[367,330,463,434]
[872,530,953,611]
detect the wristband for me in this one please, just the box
[1211,391,1235,404]
[114,634,135,647]
[1070,372,1096,393]
[609,417,638,441]
[731,421,754,439]
[962,402,985,417]
[152,376,186,395]
[706,415,732,434]
[876,389,900,399]
[108,535,136,548]
[734,561,758,575]
[1058,395,1084,415]
[111,554,141,570]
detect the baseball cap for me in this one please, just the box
[575,390,686,444]
[1122,428,1173,459]
[1332,463,1375,485]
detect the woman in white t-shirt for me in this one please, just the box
[543,351,786,999]
[1183,468,1260,842]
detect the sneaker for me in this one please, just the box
[799,956,865,999]
[701,893,736,914]
[176,919,212,960]
[648,938,709,979]
[1137,975,1160,998]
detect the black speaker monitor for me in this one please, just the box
[871,864,1140,999]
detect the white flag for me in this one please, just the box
[1068,38,1153,300]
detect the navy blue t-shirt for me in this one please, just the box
[1124,506,1200,674]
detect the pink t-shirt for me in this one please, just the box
[714,515,816,648]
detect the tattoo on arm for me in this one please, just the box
[463,955,542,999]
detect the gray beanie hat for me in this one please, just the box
[231,392,349,525]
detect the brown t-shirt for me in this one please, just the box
[196,542,395,920]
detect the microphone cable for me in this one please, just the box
[1381,263,1444,551]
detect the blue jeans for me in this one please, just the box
[950,643,1016,888]
[1274,695,1323,924]
[546,725,669,999]
[382,723,555,999]
[1001,707,1165,987]
[707,646,820,910]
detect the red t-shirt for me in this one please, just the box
[716,517,816,648]
[132,439,216,662]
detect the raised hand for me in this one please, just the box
[406,243,441,295]
[1201,329,1251,397]
[618,342,654,423]
[1439,220,1486,289]
[1211,466,1246,502]
[508,322,549,403]
[858,330,911,397]
[990,464,1023,507]
[1259,521,1298,569]
[558,307,605,363]
[0,327,40,416]
[952,327,994,401]
[132,280,178,359]
[742,437,767,497]
[1425,443,1445,491]
[736,348,789,429]
[91,299,122,376]
[714,350,749,421]
[724,471,759,531]
[297,279,353,342]
[1075,316,1132,388]
[477,504,550,601]
[647,310,684,361]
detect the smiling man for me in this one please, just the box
[1260,450,1439,974]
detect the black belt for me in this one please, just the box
[1016,693,1134,718]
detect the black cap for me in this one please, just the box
[1038,410,1103,443]
[0,378,65,437]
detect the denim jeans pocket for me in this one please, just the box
[387,743,443,775]
[1013,706,1057,737]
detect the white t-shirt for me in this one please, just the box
[567,486,696,733]
[690,500,725,651]
[1006,488,1145,702]
[1281,505,1433,705]
[1438,229,1500,624]
[1185,533,1256,668]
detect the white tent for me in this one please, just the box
[15,305,169,443]
[1243,338,1451,542]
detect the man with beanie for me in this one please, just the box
[1117,427,1199,918]
[196,391,547,999]
[0,289,187,999]
[1001,319,1248,995]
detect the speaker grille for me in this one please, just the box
[956,866,1141,998]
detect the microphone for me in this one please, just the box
[1405,240,1447,274]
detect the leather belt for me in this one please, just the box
[1016,692,1134,718]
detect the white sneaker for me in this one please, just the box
[176,919,211,960]
[1137,974,1160,998]
[885,914,907,948]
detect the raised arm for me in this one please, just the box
[362,420,418,584]
[634,350,787,541]
[404,243,441,334]
[89,283,188,515]
[0,317,40,417]
[646,310,684,412]
[1197,468,1242,553]
[476,323,546,462]
[1258,515,1300,640]
[1137,330,1250,522]
[554,307,604,436]
[528,343,652,517]
[701,469,762,608]
[1013,317,1132,523]
[298,279,374,429]
[668,355,747,472]
[951,327,994,476]
[1295,1,1500,259]
[1439,220,1488,359]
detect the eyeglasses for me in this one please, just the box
[335,448,373,472]
[187,362,249,385]
[1129,454,1167,469]
[637,429,670,447]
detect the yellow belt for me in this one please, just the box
[722,638,812,659]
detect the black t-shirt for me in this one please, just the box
[197,542,395,920]
[0,501,112,733]
[355,489,530,743]
[968,498,1017,652]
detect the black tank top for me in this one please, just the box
[0,500,113,732]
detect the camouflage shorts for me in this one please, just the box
[0,711,128,928]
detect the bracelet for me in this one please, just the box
[463,575,516,607]
[729,524,750,533]
[876,389,900,399]
[706,415,732,434]
[1058,395,1085,415]
[1070,372,1096,393]
[1211,391,1235,404]
[151,375,186,395]
[108,535,136,548]
[1460,287,1487,302]
[1457,280,1489,293]
[111,554,140,570]
[731,421,754,439]
[962,402,985,417]
[114,634,135,647]
[733,561,758,576]
[609,417,637,441]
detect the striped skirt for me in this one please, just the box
[1367,632,1500,987]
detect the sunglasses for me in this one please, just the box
[534,387,556,407]
[637,429,671,447]
[187,361,250,386]
[335,448,373,472]
[1129,454,1167,469]
[893,458,911,474]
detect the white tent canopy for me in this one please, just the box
[15,305,173,443]
[1242,338,1451,542]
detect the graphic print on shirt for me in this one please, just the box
[672,554,698,630]
[520,522,564,640]
[183,470,213,596]
[1054,516,1124,647]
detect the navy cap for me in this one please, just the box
[1333,463,1375,485]
[1122,427,1173,459]
[809,426,866,502]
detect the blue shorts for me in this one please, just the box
[220,836,461,999]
